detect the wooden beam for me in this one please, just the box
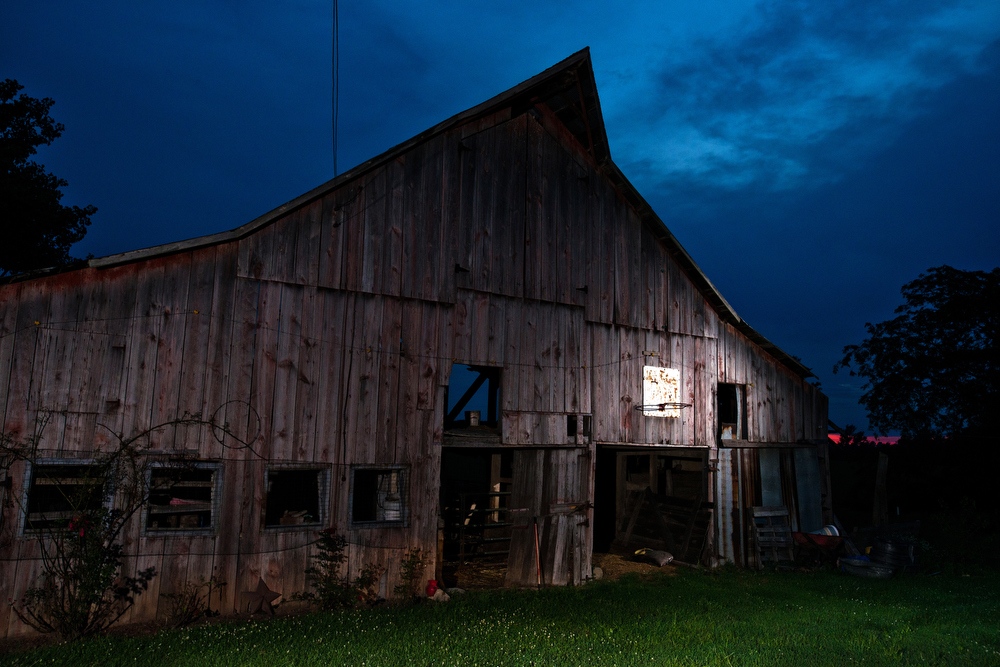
[487,380,498,425]
[718,439,815,449]
[443,431,502,448]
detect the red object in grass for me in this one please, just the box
[792,532,843,549]
[426,579,438,596]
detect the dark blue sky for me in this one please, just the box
[4,1,998,433]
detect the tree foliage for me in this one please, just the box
[835,265,999,439]
[1,79,95,277]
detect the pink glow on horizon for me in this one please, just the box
[828,434,900,445]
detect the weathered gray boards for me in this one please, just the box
[0,49,829,636]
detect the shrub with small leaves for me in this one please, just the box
[160,577,226,628]
[3,407,254,640]
[298,528,387,609]
[300,528,353,610]
[393,548,425,601]
[14,505,157,640]
[354,563,385,606]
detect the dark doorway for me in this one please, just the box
[594,446,617,551]
[440,448,513,563]
[593,446,712,565]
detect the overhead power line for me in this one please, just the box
[332,0,339,177]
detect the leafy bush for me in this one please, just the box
[14,506,156,640]
[298,528,386,609]
[160,577,226,628]
[392,548,425,601]
[5,421,157,640]
[353,564,385,606]
[3,408,252,640]
[298,528,354,609]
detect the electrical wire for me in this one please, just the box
[332,0,339,177]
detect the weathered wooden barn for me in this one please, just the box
[0,49,829,636]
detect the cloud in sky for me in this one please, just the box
[609,0,1000,192]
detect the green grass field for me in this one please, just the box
[3,568,998,666]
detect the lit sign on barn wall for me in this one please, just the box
[642,366,681,418]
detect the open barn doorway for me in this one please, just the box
[439,448,513,589]
[439,446,592,588]
[594,446,714,566]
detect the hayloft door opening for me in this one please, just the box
[444,365,501,429]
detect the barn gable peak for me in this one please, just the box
[5,50,814,379]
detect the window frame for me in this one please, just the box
[262,464,331,531]
[143,461,222,536]
[20,459,109,534]
[717,383,748,441]
[348,465,409,529]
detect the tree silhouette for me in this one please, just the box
[1,79,95,277]
[835,265,999,439]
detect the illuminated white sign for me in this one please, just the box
[642,366,680,418]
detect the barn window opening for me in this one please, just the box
[350,466,408,527]
[146,464,219,532]
[445,365,501,428]
[23,463,106,532]
[565,415,593,438]
[265,467,328,527]
[717,383,747,441]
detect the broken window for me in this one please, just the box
[264,467,328,528]
[717,383,747,440]
[350,466,408,527]
[566,414,592,438]
[146,464,219,532]
[23,462,107,532]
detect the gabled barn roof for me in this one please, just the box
[3,49,814,379]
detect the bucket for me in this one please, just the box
[871,538,920,572]
[466,410,481,427]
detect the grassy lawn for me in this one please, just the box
[2,568,998,666]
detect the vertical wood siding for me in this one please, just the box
[0,98,827,634]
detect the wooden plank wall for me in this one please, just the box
[505,448,591,586]
[588,324,716,447]
[717,322,826,444]
[0,98,829,634]
[0,267,450,635]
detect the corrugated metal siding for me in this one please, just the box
[715,448,737,564]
